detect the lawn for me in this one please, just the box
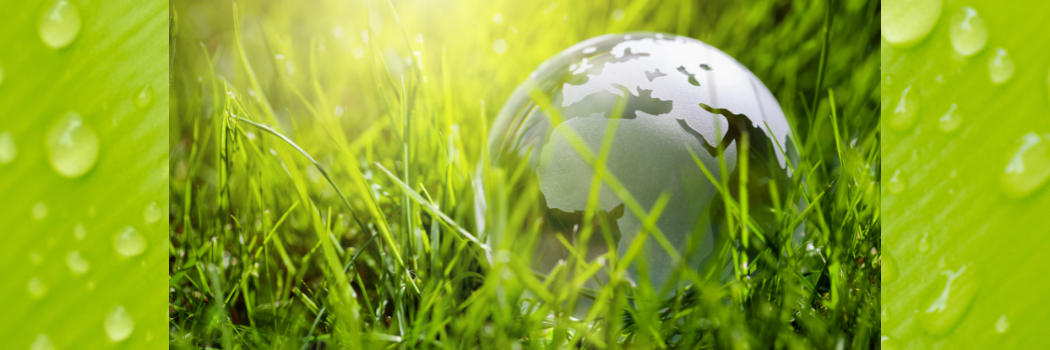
[168,0,881,348]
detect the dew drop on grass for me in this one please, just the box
[888,169,908,194]
[113,226,146,257]
[1002,132,1050,198]
[28,277,48,299]
[32,202,48,221]
[30,333,55,350]
[104,305,134,342]
[144,201,161,224]
[949,7,987,56]
[996,315,1009,333]
[66,250,90,275]
[135,85,154,108]
[889,85,918,131]
[881,250,898,284]
[919,265,979,336]
[74,223,86,240]
[918,233,932,253]
[46,112,99,178]
[882,0,942,47]
[29,251,43,265]
[38,0,82,49]
[938,103,962,133]
[988,48,1015,85]
[0,131,15,164]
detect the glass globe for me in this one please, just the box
[484,32,798,291]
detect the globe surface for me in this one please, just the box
[485,32,796,290]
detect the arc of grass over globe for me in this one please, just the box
[232,116,422,295]
[683,127,813,284]
[524,86,683,266]
[554,81,632,310]
[519,82,815,291]
[518,82,792,296]
[571,89,627,281]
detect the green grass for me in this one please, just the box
[0,0,168,348]
[168,0,880,348]
[881,0,1050,348]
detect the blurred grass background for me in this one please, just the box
[881,0,1050,349]
[169,0,880,348]
[0,0,168,348]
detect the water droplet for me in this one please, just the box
[882,250,898,285]
[889,85,918,131]
[492,13,503,24]
[492,39,507,55]
[939,104,962,133]
[113,226,146,257]
[1002,132,1050,198]
[87,279,96,290]
[144,202,161,224]
[32,202,48,221]
[104,305,135,342]
[918,233,932,252]
[949,7,987,56]
[135,85,154,108]
[38,0,82,49]
[66,250,90,275]
[46,112,99,178]
[919,265,979,336]
[612,8,625,21]
[882,0,942,47]
[28,277,48,299]
[995,315,1009,333]
[74,223,86,240]
[988,48,1015,85]
[29,251,43,265]
[0,131,15,164]
[888,169,908,194]
[0,62,4,86]
[30,333,55,350]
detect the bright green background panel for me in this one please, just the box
[882,0,1050,348]
[0,0,168,348]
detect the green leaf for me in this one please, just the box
[882,0,1050,347]
[0,0,168,348]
